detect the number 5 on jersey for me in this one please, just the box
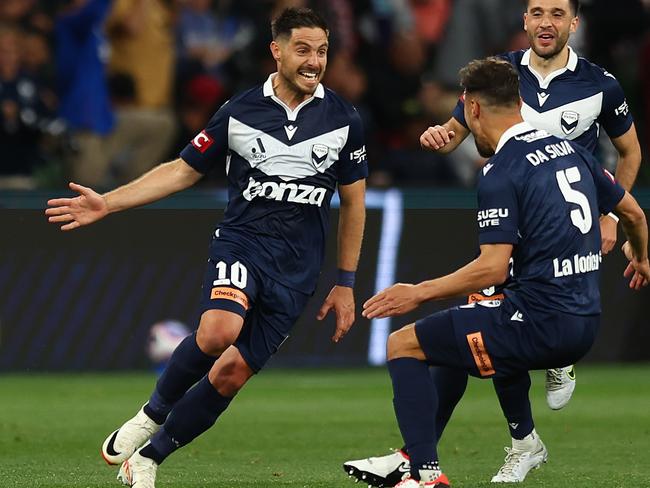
[213,261,248,289]
[556,166,593,234]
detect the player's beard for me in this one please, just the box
[529,29,570,61]
[279,65,322,98]
[474,137,495,158]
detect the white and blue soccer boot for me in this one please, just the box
[545,365,576,410]
[101,406,161,465]
[491,430,548,483]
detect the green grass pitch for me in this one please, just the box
[1,365,649,487]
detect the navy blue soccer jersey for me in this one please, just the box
[477,122,625,315]
[453,48,634,154]
[180,74,369,293]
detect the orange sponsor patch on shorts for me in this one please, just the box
[466,331,495,377]
[210,287,249,310]
[467,292,505,304]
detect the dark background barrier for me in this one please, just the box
[1,195,649,371]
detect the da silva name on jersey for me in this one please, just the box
[524,140,575,166]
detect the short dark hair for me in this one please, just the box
[526,0,580,16]
[271,7,328,40]
[459,57,521,108]
[569,0,580,15]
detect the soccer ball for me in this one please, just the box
[147,320,190,364]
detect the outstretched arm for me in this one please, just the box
[317,179,366,342]
[46,158,203,230]
[614,191,650,289]
[363,243,513,319]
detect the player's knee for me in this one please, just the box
[196,311,243,356]
[386,328,407,360]
[196,327,233,356]
[387,324,424,361]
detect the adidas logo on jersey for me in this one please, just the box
[242,177,327,207]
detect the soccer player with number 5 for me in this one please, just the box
[344,1,643,485]
[354,57,648,488]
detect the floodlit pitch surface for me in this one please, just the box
[1,366,648,487]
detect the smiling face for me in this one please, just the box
[271,27,328,100]
[524,0,578,60]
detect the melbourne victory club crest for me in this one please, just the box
[561,110,579,135]
[311,144,329,168]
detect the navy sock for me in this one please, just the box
[388,358,438,480]
[493,373,534,439]
[431,366,468,440]
[399,366,469,455]
[145,332,216,424]
[141,375,233,464]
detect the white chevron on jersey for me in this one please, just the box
[537,92,550,107]
[521,92,603,140]
[227,117,349,181]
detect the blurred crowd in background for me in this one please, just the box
[0,0,648,190]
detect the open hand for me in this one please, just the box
[45,182,108,231]
[317,285,355,343]
[362,283,423,319]
[622,241,650,290]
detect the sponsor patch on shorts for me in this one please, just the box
[466,331,495,377]
[210,287,249,309]
[467,292,505,304]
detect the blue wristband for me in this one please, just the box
[336,269,356,288]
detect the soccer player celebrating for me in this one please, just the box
[357,57,648,488]
[345,1,643,485]
[46,8,367,488]
[425,0,642,410]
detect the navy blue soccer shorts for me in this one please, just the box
[199,239,310,373]
[414,299,599,378]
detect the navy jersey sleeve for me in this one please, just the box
[477,168,520,245]
[451,94,467,128]
[578,148,625,214]
[180,102,230,174]
[597,70,634,139]
[337,107,369,185]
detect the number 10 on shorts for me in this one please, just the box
[213,261,248,289]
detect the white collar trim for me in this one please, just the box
[520,47,578,89]
[263,73,324,121]
[495,121,537,154]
